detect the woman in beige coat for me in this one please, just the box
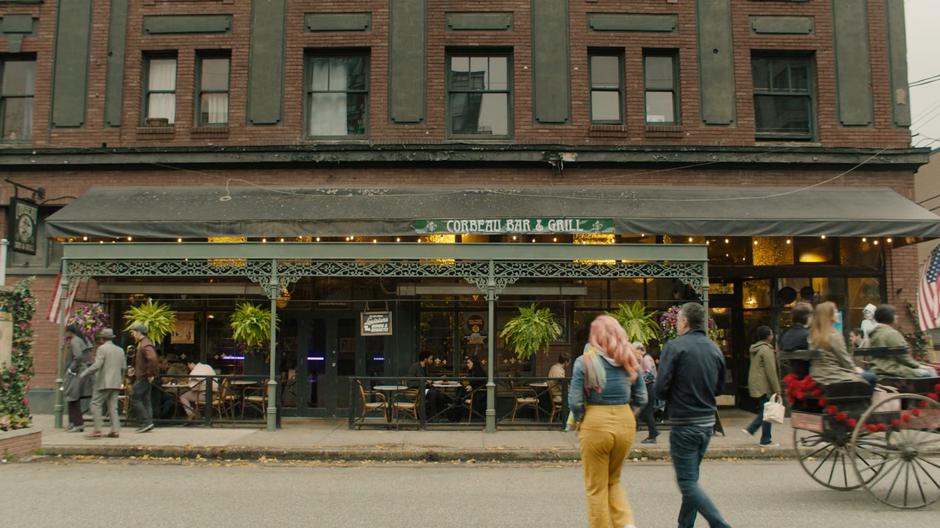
[743,326,781,446]
[809,302,877,387]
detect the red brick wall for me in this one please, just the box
[0,430,41,460]
[0,0,913,149]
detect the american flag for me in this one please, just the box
[917,246,940,331]
[46,273,82,324]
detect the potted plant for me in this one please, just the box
[229,302,276,354]
[123,299,176,343]
[499,303,562,361]
[608,301,659,345]
[67,304,110,341]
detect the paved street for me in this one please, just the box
[2,460,934,527]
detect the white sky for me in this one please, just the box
[906,0,940,149]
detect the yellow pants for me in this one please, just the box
[578,404,636,528]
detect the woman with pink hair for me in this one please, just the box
[569,314,647,528]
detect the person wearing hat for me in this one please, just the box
[127,324,159,433]
[79,328,126,438]
[63,323,94,432]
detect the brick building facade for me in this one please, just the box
[0,0,935,418]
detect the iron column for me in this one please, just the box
[266,259,278,432]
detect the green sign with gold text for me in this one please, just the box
[413,218,615,235]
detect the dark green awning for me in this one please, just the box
[46,185,940,239]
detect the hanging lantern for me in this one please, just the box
[276,287,290,309]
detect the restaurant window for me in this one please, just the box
[752,237,794,266]
[742,280,772,309]
[306,53,369,137]
[795,236,836,264]
[196,53,230,126]
[447,52,511,137]
[1,56,35,141]
[752,54,814,140]
[644,51,678,124]
[589,52,623,124]
[840,237,882,269]
[144,54,177,125]
[707,237,751,265]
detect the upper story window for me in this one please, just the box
[306,53,368,137]
[589,52,623,124]
[1,57,36,141]
[447,52,511,138]
[644,51,679,125]
[144,54,177,126]
[752,54,815,140]
[196,53,230,126]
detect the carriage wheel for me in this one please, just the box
[851,393,940,509]
[794,427,869,490]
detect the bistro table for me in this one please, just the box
[373,385,408,423]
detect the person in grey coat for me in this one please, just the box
[62,324,94,432]
[79,328,126,438]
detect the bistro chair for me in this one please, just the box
[510,381,540,421]
[356,380,388,427]
[464,385,484,421]
[548,395,564,423]
[392,388,420,422]
[241,381,267,418]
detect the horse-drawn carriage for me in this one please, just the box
[780,347,940,509]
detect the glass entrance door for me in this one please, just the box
[304,315,359,417]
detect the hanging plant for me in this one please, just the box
[67,304,110,341]
[123,299,176,344]
[230,302,276,353]
[609,301,659,345]
[499,303,561,361]
[0,279,36,431]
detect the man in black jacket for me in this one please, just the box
[780,302,813,378]
[655,302,731,528]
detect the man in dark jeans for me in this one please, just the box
[655,303,731,528]
[128,324,160,433]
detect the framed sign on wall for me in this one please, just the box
[9,198,39,255]
[361,311,393,336]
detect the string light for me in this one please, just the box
[724,239,729,244]
[688,237,694,243]
[372,239,377,243]
[396,237,401,242]
[887,238,893,243]
[82,236,88,241]
[820,235,826,239]
[316,237,321,242]
[512,235,518,241]
[862,237,867,242]
[786,239,791,245]
[873,240,879,245]
[553,237,558,242]
[262,238,267,243]
[280,238,285,242]
[531,238,536,243]
[753,240,758,246]
[177,238,182,243]
[127,236,133,241]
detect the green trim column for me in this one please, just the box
[485,260,497,433]
[54,262,68,428]
[266,259,278,431]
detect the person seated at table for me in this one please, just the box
[407,352,444,420]
[548,353,571,404]
[868,304,938,378]
[459,356,487,418]
[179,360,218,419]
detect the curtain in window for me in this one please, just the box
[310,60,348,136]
[201,93,229,125]
[148,59,176,124]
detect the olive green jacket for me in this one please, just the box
[747,341,781,398]
[809,333,866,385]
[867,325,919,378]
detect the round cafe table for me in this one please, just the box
[373,385,408,423]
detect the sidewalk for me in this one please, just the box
[31,409,793,462]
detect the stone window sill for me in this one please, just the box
[191,126,230,138]
[645,125,684,139]
[588,124,628,138]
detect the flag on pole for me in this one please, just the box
[916,246,940,332]
[46,273,81,324]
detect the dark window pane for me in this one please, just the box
[345,92,367,135]
[590,55,620,89]
[450,92,507,135]
[342,57,367,91]
[752,59,770,90]
[1,97,32,140]
[754,94,810,134]
[645,55,674,90]
[489,57,508,90]
[790,64,809,91]
[470,57,488,89]
[645,92,675,123]
[591,91,621,122]
[199,93,228,125]
[2,61,35,95]
[200,58,229,91]
[771,61,790,91]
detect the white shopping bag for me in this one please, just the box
[763,393,786,424]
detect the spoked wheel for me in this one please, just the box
[851,393,940,509]
[794,427,869,490]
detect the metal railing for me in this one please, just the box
[123,374,268,427]
[348,376,569,430]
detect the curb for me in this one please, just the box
[37,445,794,463]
